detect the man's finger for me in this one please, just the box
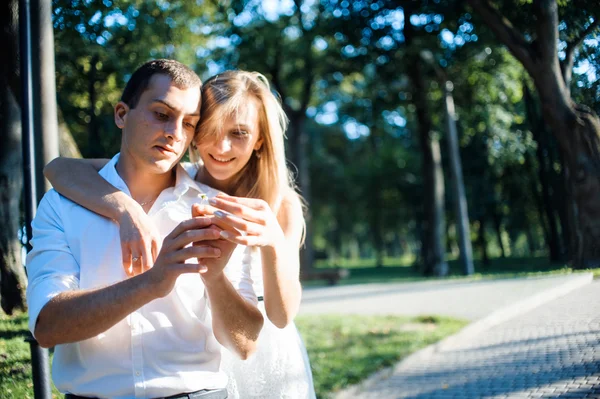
[122,245,133,277]
[170,228,222,250]
[151,240,159,263]
[170,245,222,264]
[142,244,154,272]
[166,217,214,241]
[132,252,143,276]
[192,203,219,217]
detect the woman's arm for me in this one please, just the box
[44,157,159,275]
[44,157,127,220]
[208,191,304,328]
[260,192,304,328]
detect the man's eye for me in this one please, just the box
[155,112,168,120]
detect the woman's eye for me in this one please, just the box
[232,130,249,137]
[184,122,196,129]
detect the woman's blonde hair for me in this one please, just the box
[191,70,302,215]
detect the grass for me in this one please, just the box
[0,313,61,399]
[296,314,468,398]
[306,255,597,287]
[0,312,466,399]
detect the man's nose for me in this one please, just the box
[165,120,184,141]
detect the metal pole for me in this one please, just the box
[20,0,52,397]
[420,50,474,276]
[443,81,475,276]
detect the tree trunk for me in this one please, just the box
[525,226,536,255]
[289,113,315,275]
[477,214,490,266]
[0,0,27,315]
[468,0,600,268]
[405,11,447,277]
[556,150,570,260]
[0,82,28,315]
[527,98,562,261]
[414,94,447,276]
[492,208,506,258]
[533,75,600,267]
[0,0,81,315]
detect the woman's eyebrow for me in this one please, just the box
[233,124,252,131]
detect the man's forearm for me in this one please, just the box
[205,274,264,360]
[34,273,157,348]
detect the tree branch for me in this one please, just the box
[293,0,315,112]
[467,0,535,74]
[268,32,291,117]
[562,18,599,87]
[533,0,560,62]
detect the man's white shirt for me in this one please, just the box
[26,154,257,399]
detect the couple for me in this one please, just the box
[26,59,315,398]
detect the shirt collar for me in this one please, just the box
[172,162,207,199]
[98,153,211,200]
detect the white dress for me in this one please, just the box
[180,162,315,398]
[221,246,316,399]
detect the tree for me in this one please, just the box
[468,0,600,267]
[1,0,28,315]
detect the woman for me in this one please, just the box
[45,70,315,398]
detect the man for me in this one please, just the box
[26,59,264,399]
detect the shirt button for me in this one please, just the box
[136,371,141,376]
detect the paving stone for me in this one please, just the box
[336,280,600,399]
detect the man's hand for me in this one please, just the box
[144,216,222,297]
[118,206,161,277]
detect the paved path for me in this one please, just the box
[300,273,590,321]
[335,278,600,399]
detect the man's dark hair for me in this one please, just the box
[121,59,202,108]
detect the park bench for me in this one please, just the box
[301,268,350,286]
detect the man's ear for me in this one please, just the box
[114,101,130,128]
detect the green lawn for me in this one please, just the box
[295,314,467,398]
[0,312,467,399]
[0,313,61,399]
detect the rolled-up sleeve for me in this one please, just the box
[26,190,80,337]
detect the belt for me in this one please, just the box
[65,388,228,399]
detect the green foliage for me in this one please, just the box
[50,0,599,270]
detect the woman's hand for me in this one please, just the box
[118,206,161,277]
[191,203,238,284]
[206,193,285,248]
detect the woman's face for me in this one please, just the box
[196,96,263,186]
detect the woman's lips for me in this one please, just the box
[210,154,235,163]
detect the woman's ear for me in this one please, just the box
[114,102,130,129]
[254,136,264,151]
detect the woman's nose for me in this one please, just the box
[214,136,232,152]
